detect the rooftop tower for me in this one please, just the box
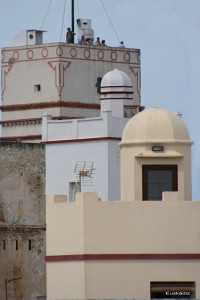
[1,29,141,142]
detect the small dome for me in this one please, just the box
[121,107,192,144]
[101,68,132,88]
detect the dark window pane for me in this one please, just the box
[96,77,102,93]
[142,165,178,201]
[149,170,173,196]
[148,184,160,198]
[148,170,160,183]
[159,184,172,193]
[160,170,172,182]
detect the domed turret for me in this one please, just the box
[100,68,139,118]
[101,68,133,92]
[120,108,193,202]
[121,107,191,144]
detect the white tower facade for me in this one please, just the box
[1,31,141,142]
[43,68,141,201]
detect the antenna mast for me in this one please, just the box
[71,0,75,43]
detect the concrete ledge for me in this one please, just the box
[163,191,180,202]
[76,192,99,203]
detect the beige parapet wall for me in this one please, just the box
[46,193,200,299]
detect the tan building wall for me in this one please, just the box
[0,142,46,300]
[46,108,199,299]
[47,261,200,299]
[46,193,200,299]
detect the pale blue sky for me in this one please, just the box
[1,0,200,199]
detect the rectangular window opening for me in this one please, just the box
[28,240,32,251]
[95,77,102,93]
[3,240,6,250]
[16,240,18,250]
[34,84,41,92]
[150,281,195,299]
[142,165,178,201]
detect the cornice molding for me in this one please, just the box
[0,101,100,112]
[45,253,200,262]
[0,135,42,142]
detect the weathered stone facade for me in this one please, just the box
[0,142,46,300]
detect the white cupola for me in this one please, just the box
[100,68,136,118]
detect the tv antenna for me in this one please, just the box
[74,161,95,191]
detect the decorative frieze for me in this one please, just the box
[48,61,71,97]
[0,134,42,141]
[0,119,42,127]
[0,101,100,112]
[1,43,140,65]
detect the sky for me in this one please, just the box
[0,0,200,199]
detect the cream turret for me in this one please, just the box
[120,107,193,201]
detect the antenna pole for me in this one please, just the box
[71,0,75,43]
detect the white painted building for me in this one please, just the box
[42,68,141,201]
[46,108,200,300]
[1,29,141,142]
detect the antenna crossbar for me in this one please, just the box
[74,161,95,187]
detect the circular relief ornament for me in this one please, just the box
[124,52,130,62]
[56,47,63,56]
[70,48,77,57]
[27,50,34,59]
[42,48,48,57]
[97,50,104,60]
[13,51,19,60]
[111,51,117,61]
[84,49,90,59]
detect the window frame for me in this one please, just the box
[95,77,102,93]
[142,164,178,201]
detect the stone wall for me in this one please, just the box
[0,142,46,300]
